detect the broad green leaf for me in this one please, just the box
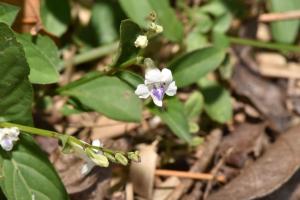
[199,1,227,17]
[213,13,232,33]
[192,11,213,33]
[90,0,120,44]
[0,22,68,200]
[170,47,226,87]
[59,75,142,122]
[150,98,192,142]
[17,34,60,84]
[184,91,204,120]
[185,30,209,52]
[0,3,19,26]
[0,24,32,125]
[116,71,143,89]
[198,78,232,123]
[40,0,71,37]
[0,135,69,200]
[268,0,300,44]
[119,0,152,28]
[148,0,183,42]
[113,20,141,67]
[119,0,184,42]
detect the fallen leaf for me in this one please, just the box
[232,65,291,132]
[208,125,300,200]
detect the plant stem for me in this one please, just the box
[228,37,300,52]
[60,42,119,69]
[0,122,122,154]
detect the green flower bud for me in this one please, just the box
[103,152,116,162]
[115,153,128,166]
[127,151,140,162]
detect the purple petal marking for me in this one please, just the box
[151,86,165,101]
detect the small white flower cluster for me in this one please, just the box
[0,127,20,151]
[134,22,163,49]
[135,67,177,107]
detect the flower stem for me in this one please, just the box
[228,37,300,52]
[0,122,123,155]
[59,42,119,69]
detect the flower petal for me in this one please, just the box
[145,68,161,84]
[1,138,13,151]
[161,68,173,83]
[150,93,163,107]
[92,139,102,147]
[135,84,150,98]
[81,161,95,175]
[165,81,177,96]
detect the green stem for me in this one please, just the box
[0,122,123,154]
[228,37,300,52]
[60,42,119,69]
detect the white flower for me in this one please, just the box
[134,35,148,48]
[0,127,20,151]
[81,139,109,175]
[135,68,177,107]
[149,22,163,33]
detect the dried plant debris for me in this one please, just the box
[232,65,291,132]
[217,123,267,168]
[208,125,300,200]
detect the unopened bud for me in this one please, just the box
[115,153,128,166]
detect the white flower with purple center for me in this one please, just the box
[135,68,177,107]
[0,127,20,151]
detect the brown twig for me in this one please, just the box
[155,169,226,183]
[259,10,300,22]
[166,129,222,200]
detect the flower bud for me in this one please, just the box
[115,153,128,166]
[127,151,140,162]
[134,35,148,48]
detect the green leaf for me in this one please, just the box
[150,98,192,142]
[199,1,227,17]
[198,78,232,123]
[213,13,232,33]
[112,19,141,67]
[0,3,19,26]
[119,0,184,42]
[116,71,143,89]
[119,0,152,28]
[148,0,183,42]
[184,91,204,120]
[0,22,68,200]
[59,75,142,122]
[89,0,122,45]
[40,0,71,37]
[0,24,33,125]
[17,34,60,84]
[185,30,209,52]
[170,47,226,87]
[268,0,300,44]
[0,135,69,200]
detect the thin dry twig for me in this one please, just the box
[166,129,222,200]
[155,169,226,183]
[203,148,233,199]
[259,10,300,22]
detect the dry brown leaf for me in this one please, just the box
[208,125,300,200]
[232,65,291,132]
[218,123,267,168]
[129,142,158,199]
